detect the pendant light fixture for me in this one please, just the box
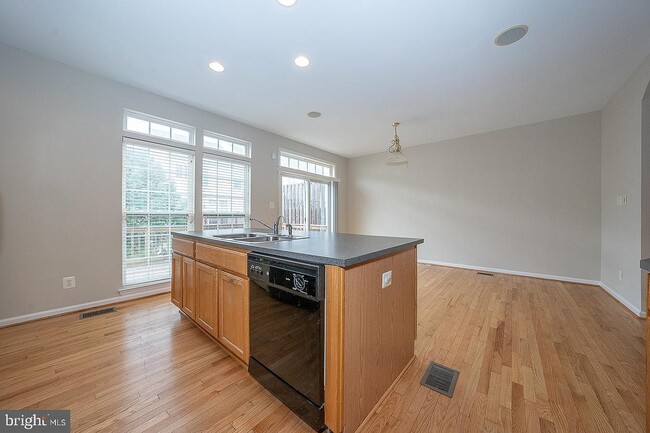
[385,122,407,165]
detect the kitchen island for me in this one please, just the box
[171,229,423,433]
[643,258,650,433]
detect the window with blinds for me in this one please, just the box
[122,139,195,286]
[202,156,251,230]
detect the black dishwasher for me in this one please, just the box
[248,253,326,432]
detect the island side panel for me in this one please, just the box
[342,247,417,433]
[325,265,345,433]
[647,273,650,433]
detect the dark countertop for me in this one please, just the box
[173,229,424,267]
[641,259,650,272]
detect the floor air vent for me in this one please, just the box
[477,271,495,277]
[421,362,459,397]
[80,307,117,319]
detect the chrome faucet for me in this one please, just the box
[250,216,285,235]
[273,215,284,235]
[286,223,293,237]
[250,216,274,232]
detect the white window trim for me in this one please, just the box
[277,171,337,233]
[277,166,340,183]
[121,136,195,289]
[201,153,252,230]
[278,148,336,179]
[123,109,196,148]
[203,130,252,159]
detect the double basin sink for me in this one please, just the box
[212,232,308,244]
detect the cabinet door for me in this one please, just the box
[195,262,218,336]
[182,256,196,319]
[171,253,183,309]
[218,271,249,363]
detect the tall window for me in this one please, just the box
[122,138,194,286]
[279,150,336,232]
[202,156,251,229]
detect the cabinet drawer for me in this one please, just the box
[195,243,248,276]
[172,237,195,257]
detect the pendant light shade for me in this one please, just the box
[385,122,407,165]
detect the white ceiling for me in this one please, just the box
[1,1,650,158]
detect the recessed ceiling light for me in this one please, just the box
[307,111,322,118]
[208,61,225,72]
[494,25,529,46]
[294,56,310,68]
[277,0,297,6]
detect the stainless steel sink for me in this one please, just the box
[211,232,308,243]
[212,233,259,239]
[242,235,285,242]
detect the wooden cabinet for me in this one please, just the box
[195,262,218,336]
[218,270,249,362]
[195,242,247,276]
[171,235,250,364]
[181,256,196,320]
[171,253,183,308]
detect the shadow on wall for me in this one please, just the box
[642,79,650,310]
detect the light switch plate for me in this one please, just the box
[382,270,392,288]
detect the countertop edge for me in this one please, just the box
[172,232,424,268]
[641,258,650,272]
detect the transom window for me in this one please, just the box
[204,131,251,158]
[124,110,194,145]
[279,150,335,178]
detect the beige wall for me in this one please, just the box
[0,44,348,320]
[601,54,650,315]
[348,112,602,282]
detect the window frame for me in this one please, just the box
[203,130,252,160]
[121,136,196,288]
[201,153,252,231]
[278,149,338,181]
[278,170,337,233]
[123,109,196,148]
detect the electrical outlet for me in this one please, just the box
[63,276,76,289]
[618,270,623,281]
[382,270,392,288]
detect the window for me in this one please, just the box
[124,110,194,145]
[204,131,251,158]
[279,151,336,232]
[281,176,333,232]
[202,156,251,229]
[279,150,335,178]
[121,112,253,287]
[122,138,195,286]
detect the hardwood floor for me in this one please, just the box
[0,265,645,433]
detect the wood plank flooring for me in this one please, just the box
[0,265,645,433]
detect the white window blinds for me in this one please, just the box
[202,156,250,230]
[122,138,195,286]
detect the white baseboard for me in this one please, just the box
[599,282,645,318]
[0,286,171,327]
[418,259,601,285]
[418,259,644,318]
